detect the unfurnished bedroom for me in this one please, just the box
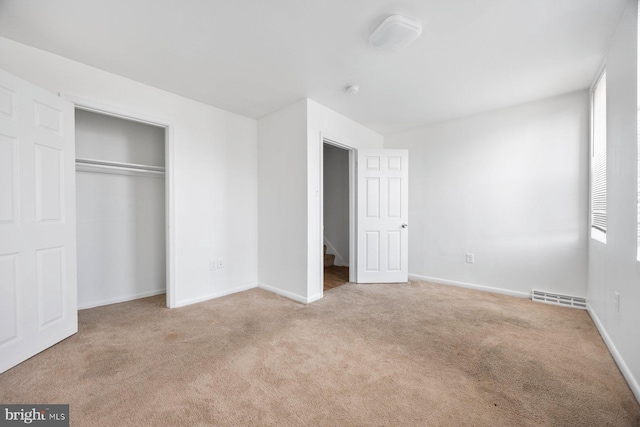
[0,0,639,425]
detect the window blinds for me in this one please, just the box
[591,72,607,233]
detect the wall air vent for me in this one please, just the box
[532,290,586,309]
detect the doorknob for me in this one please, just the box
[401,223,408,228]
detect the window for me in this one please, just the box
[591,70,607,242]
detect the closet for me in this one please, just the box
[75,109,166,309]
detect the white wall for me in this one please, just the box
[323,144,349,265]
[76,109,166,308]
[257,99,309,301]
[587,0,640,402]
[307,99,384,299]
[75,109,165,166]
[258,98,382,302]
[385,91,590,298]
[0,36,259,308]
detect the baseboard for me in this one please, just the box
[258,283,321,304]
[408,274,530,299]
[307,293,323,304]
[173,283,258,308]
[587,304,640,404]
[78,288,167,310]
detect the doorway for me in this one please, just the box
[322,141,353,291]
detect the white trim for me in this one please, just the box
[591,227,607,244]
[348,147,356,282]
[587,304,640,404]
[590,62,607,92]
[62,94,169,128]
[307,293,323,304]
[165,123,176,308]
[78,289,166,310]
[258,283,321,304]
[408,274,531,299]
[173,283,258,308]
[321,133,357,283]
[318,131,324,300]
[61,93,177,309]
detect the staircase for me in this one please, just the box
[324,244,335,268]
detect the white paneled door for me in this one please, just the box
[357,149,408,283]
[0,69,77,374]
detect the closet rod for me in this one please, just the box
[75,158,165,172]
[75,158,165,177]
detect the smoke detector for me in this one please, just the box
[369,14,422,52]
[346,85,359,95]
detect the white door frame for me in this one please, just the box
[61,94,176,308]
[320,135,357,291]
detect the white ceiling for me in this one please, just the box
[0,0,627,134]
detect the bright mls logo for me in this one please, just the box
[0,405,68,426]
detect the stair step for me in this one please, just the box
[324,253,335,268]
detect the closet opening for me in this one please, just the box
[74,107,171,309]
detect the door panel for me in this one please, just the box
[366,177,380,217]
[37,247,65,328]
[0,134,18,222]
[0,69,77,374]
[387,231,401,271]
[357,149,408,283]
[365,231,380,271]
[0,253,19,345]
[35,144,64,222]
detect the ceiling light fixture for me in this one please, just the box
[346,85,359,95]
[368,14,422,52]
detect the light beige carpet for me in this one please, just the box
[0,281,639,426]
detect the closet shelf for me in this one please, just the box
[75,158,165,178]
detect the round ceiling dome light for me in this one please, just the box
[346,85,359,95]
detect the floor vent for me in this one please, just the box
[531,290,586,309]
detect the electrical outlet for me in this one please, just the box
[217,258,225,269]
[466,253,475,264]
[615,292,620,312]
[209,261,217,271]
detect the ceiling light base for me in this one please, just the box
[369,15,422,52]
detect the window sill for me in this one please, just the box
[591,228,606,244]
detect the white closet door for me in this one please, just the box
[357,149,408,283]
[0,69,77,374]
